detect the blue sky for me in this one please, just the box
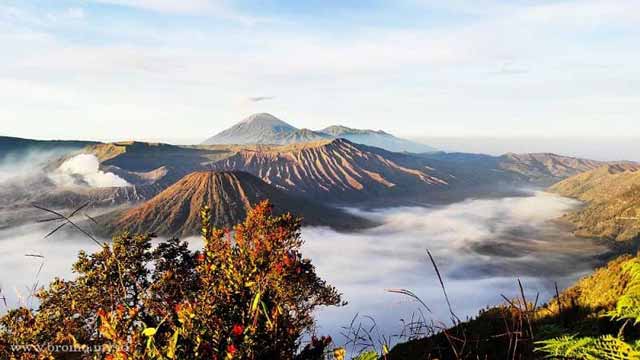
[1,0,639,144]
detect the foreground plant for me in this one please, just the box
[536,258,640,359]
[0,200,342,359]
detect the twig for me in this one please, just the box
[427,249,460,325]
[33,203,103,246]
[386,288,432,313]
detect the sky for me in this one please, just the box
[0,0,639,147]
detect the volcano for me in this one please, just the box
[100,171,374,237]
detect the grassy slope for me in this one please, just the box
[388,254,637,359]
[550,164,640,241]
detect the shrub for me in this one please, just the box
[0,200,343,359]
[536,258,640,359]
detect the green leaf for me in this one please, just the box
[354,351,379,360]
[143,327,157,337]
[261,301,272,327]
[251,292,261,313]
[166,329,180,359]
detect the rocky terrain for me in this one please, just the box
[208,138,449,202]
[99,171,373,237]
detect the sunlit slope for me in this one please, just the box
[209,138,448,201]
[550,163,640,241]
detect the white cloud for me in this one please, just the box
[84,0,274,25]
[0,0,639,142]
[0,191,605,342]
[519,1,640,26]
[302,191,605,342]
[87,0,215,13]
[50,154,130,188]
[56,7,86,20]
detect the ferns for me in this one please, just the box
[536,258,640,359]
[609,259,640,324]
[351,351,379,360]
[536,335,640,360]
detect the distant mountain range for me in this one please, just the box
[550,163,640,242]
[98,171,374,237]
[202,113,437,153]
[497,152,605,182]
[69,139,616,206]
[2,131,633,235]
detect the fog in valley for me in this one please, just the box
[0,186,606,346]
[301,192,606,343]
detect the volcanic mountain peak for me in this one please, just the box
[202,113,329,146]
[102,170,373,236]
[238,112,292,127]
[202,113,436,153]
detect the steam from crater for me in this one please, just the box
[50,154,130,188]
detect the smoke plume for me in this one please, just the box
[49,154,130,188]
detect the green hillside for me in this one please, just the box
[550,164,640,241]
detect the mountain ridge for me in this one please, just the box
[208,138,449,202]
[549,163,640,241]
[201,113,436,153]
[497,152,605,183]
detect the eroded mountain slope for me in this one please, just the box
[101,171,374,236]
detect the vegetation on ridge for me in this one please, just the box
[537,257,640,359]
[386,253,640,359]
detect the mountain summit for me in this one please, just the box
[100,170,372,236]
[202,113,329,145]
[202,113,436,153]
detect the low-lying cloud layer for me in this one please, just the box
[0,149,67,185]
[0,191,606,349]
[0,223,100,310]
[301,191,606,343]
[49,154,130,188]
